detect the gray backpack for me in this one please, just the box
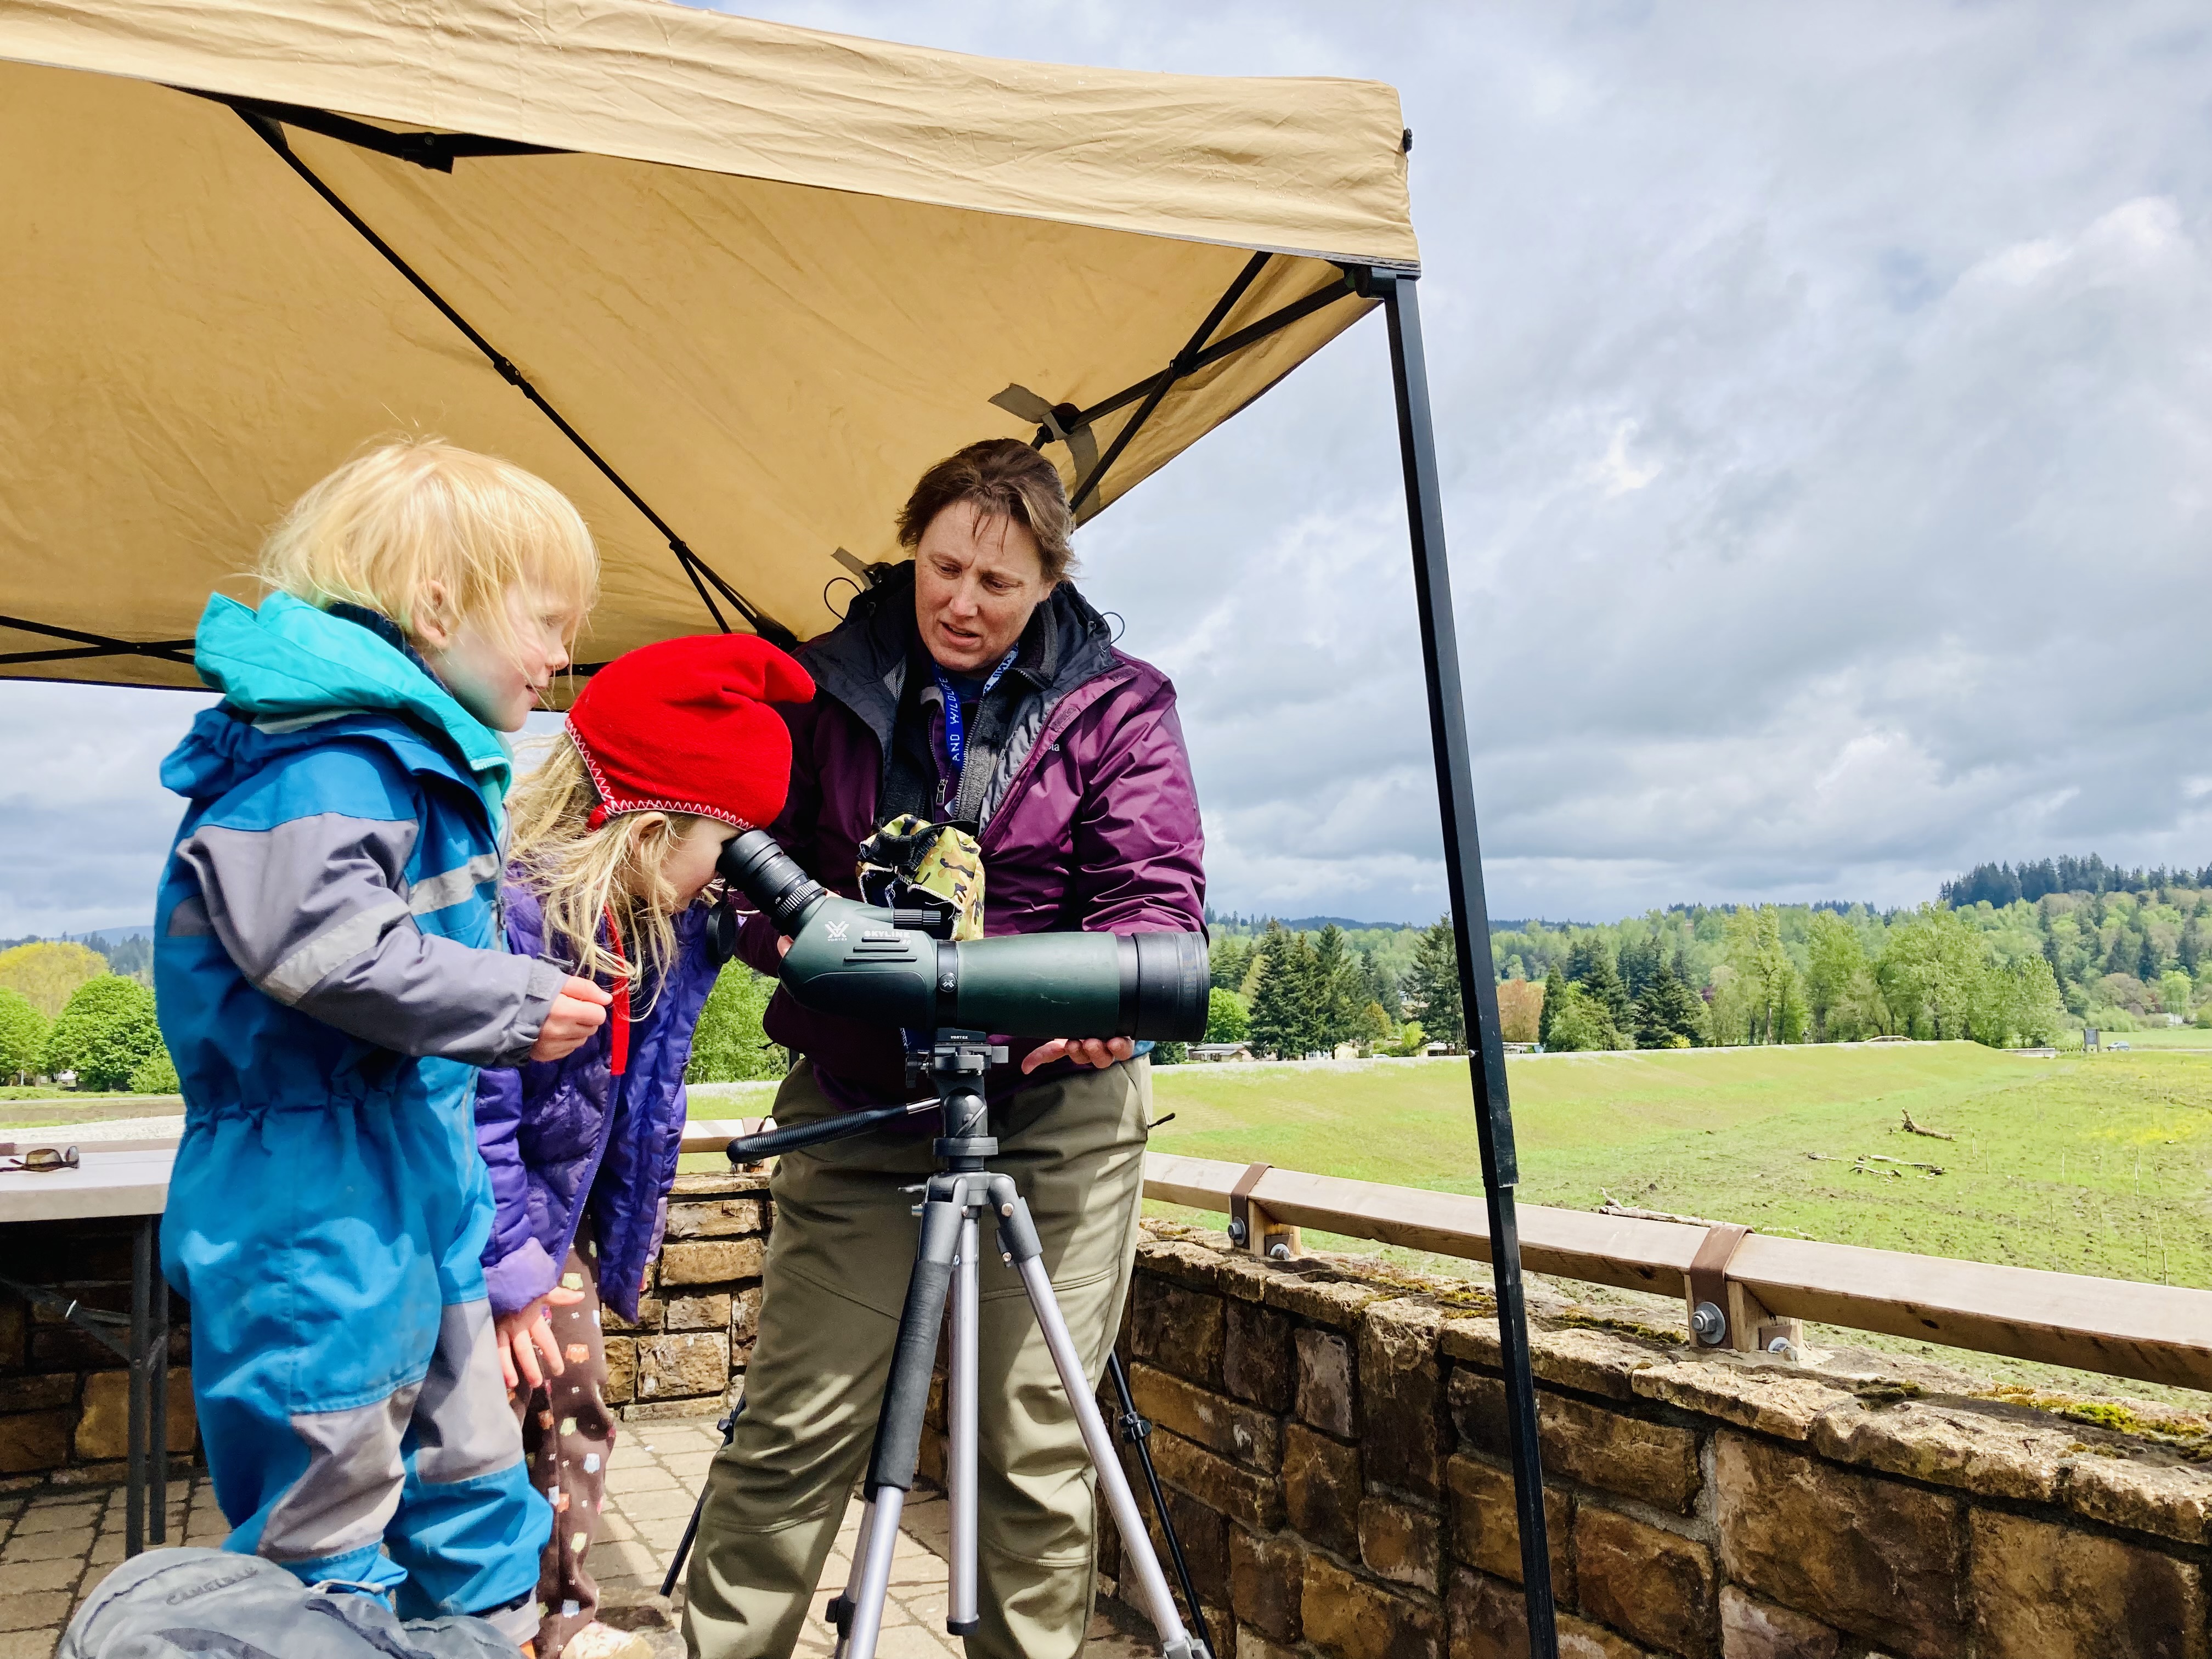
[60,1549,515,1659]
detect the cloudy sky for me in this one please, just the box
[5,1,2208,937]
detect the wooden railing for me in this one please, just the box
[1142,1152,2212,1394]
[67,1119,2212,1393]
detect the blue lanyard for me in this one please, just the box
[931,648,1017,770]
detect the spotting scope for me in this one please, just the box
[716,830,1210,1041]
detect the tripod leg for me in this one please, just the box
[827,1498,874,1657]
[844,1189,962,1659]
[662,1404,740,1599]
[994,1190,1207,1659]
[947,1213,980,1637]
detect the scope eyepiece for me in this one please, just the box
[719,829,827,935]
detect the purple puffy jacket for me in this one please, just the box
[738,563,1206,1103]
[476,887,721,1322]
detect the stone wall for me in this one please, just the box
[595,1170,770,1420]
[0,1168,769,1485]
[0,1215,196,1488]
[1073,1226,2212,1659]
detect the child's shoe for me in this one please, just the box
[560,1622,653,1659]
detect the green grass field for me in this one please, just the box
[1148,1045,2212,1293]
[1148,1044,2212,1402]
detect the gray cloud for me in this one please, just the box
[2,1,2206,934]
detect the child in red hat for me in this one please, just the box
[472,632,814,1659]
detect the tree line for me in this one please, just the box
[1939,855,2212,909]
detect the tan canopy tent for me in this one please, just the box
[0,3,1565,1648]
[2,0,1414,681]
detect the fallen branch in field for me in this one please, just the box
[1596,1189,1736,1229]
[1853,1153,1944,1176]
[1897,1109,1956,1141]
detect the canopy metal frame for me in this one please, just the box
[1371,267,1560,1656]
[7,86,1562,1657]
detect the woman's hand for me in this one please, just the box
[1020,1036,1136,1074]
[531,977,613,1062]
[495,1285,588,1392]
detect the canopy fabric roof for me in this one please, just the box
[0,0,1415,689]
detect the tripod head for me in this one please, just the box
[721,1029,1013,1168]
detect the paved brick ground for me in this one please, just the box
[0,1413,1148,1658]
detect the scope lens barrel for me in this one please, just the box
[718,830,827,936]
[1117,930,1212,1042]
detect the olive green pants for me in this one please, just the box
[683,1055,1150,1659]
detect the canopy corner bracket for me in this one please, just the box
[189,89,559,172]
[1011,258,1363,521]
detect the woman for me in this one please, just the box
[684,439,1205,1659]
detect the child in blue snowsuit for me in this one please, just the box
[154,439,611,1649]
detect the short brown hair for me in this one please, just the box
[896,439,1075,584]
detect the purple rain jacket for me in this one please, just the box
[737,563,1207,1103]
[475,886,720,1322]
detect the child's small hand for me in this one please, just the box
[532,977,613,1062]
[497,1285,589,1392]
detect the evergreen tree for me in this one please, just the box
[2137,933,2162,983]
[1311,925,1362,1052]
[1359,950,1402,1020]
[1210,935,1254,992]
[1402,919,1464,1049]
[1538,962,1567,1048]
[1632,957,1706,1048]
[1617,934,1662,1002]
[1570,938,1632,1029]
[1249,923,1318,1058]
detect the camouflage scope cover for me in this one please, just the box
[856,815,985,940]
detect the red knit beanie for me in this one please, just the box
[565,634,815,830]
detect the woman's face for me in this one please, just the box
[913,500,1052,673]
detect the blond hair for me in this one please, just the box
[506,735,704,1002]
[258,436,599,662]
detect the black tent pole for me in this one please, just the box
[1372,267,1560,1657]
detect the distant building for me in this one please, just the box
[1190,1042,1254,1063]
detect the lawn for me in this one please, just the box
[1147,1043,2211,1290]
[1144,1043,2212,1401]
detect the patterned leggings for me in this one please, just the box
[510,1221,618,1659]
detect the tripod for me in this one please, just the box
[699,1032,1213,1659]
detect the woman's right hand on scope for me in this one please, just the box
[531,977,613,1062]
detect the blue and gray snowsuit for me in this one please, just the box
[154,592,565,1638]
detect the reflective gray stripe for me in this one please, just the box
[259,895,409,1004]
[405,853,503,917]
[252,708,364,735]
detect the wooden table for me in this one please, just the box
[0,1143,176,1556]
